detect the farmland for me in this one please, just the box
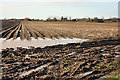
[1,21,120,80]
[2,40,120,79]
[0,21,118,40]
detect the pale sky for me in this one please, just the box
[1,0,119,2]
[0,0,119,19]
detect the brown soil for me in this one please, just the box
[1,39,120,80]
[1,21,118,40]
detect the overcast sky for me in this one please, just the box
[0,0,119,19]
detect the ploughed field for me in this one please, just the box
[1,21,120,80]
[1,40,120,79]
[0,21,118,40]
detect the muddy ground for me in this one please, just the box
[1,39,120,80]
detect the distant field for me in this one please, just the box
[0,21,118,40]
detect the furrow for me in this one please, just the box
[30,27,53,39]
[6,24,20,40]
[13,23,21,40]
[22,25,31,40]
[20,23,25,40]
[2,30,11,38]
[1,21,20,31]
[28,29,38,39]
[24,24,38,39]
[0,23,19,36]
[29,29,45,39]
